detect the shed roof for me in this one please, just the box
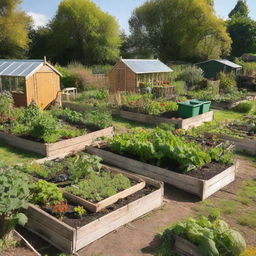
[121,59,173,74]
[197,59,242,69]
[0,59,62,79]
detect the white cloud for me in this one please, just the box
[27,12,49,28]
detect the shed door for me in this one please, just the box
[36,72,55,109]
[116,68,126,91]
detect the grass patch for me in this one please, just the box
[0,139,40,167]
[236,179,256,206]
[214,110,244,122]
[112,115,155,133]
[237,212,256,228]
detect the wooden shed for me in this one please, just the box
[0,59,62,109]
[196,59,242,80]
[109,59,173,93]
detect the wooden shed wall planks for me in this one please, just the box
[109,60,136,93]
[87,147,236,200]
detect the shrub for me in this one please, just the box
[0,91,14,123]
[177,66,204,88]
[0,170,29,238]
[218,72,237,93]
[233,102,253,113]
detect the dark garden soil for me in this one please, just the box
[43,185,157,229]
[227,123,256,138]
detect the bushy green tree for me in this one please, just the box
[128,0,231,61]
[46,0,121,65]
[229,0,249,18]
[227,17,256,57]
[0,0,31,58]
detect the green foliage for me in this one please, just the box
[84,109,112,130]
[20,153,102,183]
[109,128,211,172]
[128,0,231,61]
[229,0,249,19]
[29,180,64,206]
[157,216,246,256]
[234,58,256,76]
[233,102,253,113]
[0,0,31,58]
[227,17,256,57]
[218,72,237,93]
[45,0,121,66]
[121,93,178,116]
[66,171,131,202]
[0,91,14,122]
[74,206,86,218]
[177,66,204,87]
[0,170,30,237]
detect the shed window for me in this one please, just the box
[0,77,25,93]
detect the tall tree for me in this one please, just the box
[0,0,31,58]
[227,17,256,56]
[47,0,121,65]
[229,0,249,18]
[128,0,231,62]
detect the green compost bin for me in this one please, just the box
[190,100,211,114]
[178,101,202,119]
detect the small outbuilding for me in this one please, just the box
[0,59,62,109]
[109,59,173,93]
[196,59,242,80]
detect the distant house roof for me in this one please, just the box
[121,59,173,74]
[0,59,62,79]
[197,59,242,69]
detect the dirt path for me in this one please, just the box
[78,157,256,256]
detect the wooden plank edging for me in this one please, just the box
[113,110,213,130]
[86,147,236,200]
[0,127,114,157]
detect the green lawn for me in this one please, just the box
[0,140,41,167]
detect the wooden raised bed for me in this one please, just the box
[174,236,201,256]
[210,96,256,110]
[63,166,146,212]
[112,110,214,130]
[87,147,236,200]
[207,133,256,156]
[34,154,146,212]
[0,127,114,157]
[24,176,163,254]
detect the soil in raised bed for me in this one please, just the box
[42,185,157,229]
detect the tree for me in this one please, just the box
[0,0,31,58]
[227,17,256,57]
[229,0,249,18]
[129,0,231,62]
[47,0,121,65]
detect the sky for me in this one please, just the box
[21,0,256,32]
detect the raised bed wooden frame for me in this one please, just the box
[34,154,146,212]
[207,133,256,156]
[112,110,214,130]
[24,175,163,254]
[63,166,146,212]
[0,127,114,157]
[87,147,236,200]
[210,96,256,110]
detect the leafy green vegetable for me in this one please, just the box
[157,216,246,256]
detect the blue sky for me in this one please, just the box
[21,0,256,32]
